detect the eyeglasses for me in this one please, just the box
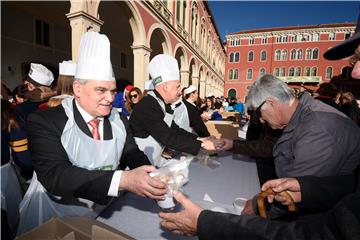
[130,94,138,99]
[254,100,266,119]
[349,51,360,67]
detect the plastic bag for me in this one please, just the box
[194,149,221,169]
[149,156,192,209]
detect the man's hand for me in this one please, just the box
[201,139,216,151]
[200,112,211,121]
[159,190,203,236]
[200,137,230,152]
[214,138,233,152]
[120,165,167,200]
[261,178,302,205]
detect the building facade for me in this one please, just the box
[2,0,225,97]
[224,23,355,101]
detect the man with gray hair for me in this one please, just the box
[221,74,360,179]
[216,74,360,214]
[158,12,360,239]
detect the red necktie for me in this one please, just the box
[88,118,100,140]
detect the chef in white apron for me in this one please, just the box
[135,90,175,167]
[131,54,218,167]
[17,32,166,235]
[173,98,193,134]
[182,85,211,138]
[172,85,211,139]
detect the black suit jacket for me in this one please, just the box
[183,100,210,138]
[129,90,201,155]
[28,100,151,204]
[197,171,360,240]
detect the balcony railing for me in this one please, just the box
[278,76,321,83]
[191,39,200,50]
[152,0,172,23]
[176,23,184,35]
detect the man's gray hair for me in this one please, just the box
[246,74,294,109]
[74,79,89,84]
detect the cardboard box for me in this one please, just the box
[221,111,240,121]
[17,217,134,240]
[206,120,239,140]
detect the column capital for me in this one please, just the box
[131,45,152,53]
[66,11,104,26]
[66,11,103,61]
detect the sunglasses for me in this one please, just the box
[130,94,138,99]
[254,100,266,119]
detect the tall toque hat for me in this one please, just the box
[75,31,115,81]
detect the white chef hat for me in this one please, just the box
[148,54,179,87]
[184,85,197,95]
[144,80,154,90]
[28,63,54,86]
[59,60,76,76]
[207,93,215,98]
[75,31,115,81]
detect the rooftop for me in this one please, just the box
[227,22,355,37]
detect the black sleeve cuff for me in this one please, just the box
[198,210,267,240]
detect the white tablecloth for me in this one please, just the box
[97,152,260,239]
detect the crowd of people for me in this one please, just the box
[159,13,360,240]
[1,12,360,240]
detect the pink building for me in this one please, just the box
[224,23,356,101]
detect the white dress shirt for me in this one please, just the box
[75,100,122,197]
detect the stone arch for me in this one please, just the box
[146,23,171,59]
[173,44,188,69]
[126,1,146,46]
[99,1,145,46]
[174,45,189,87]
[198,65,206,98]
[147,23,172,59]
[97,1,146,89]
[188,57,197,86]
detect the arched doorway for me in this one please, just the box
[188,58,196,86]
[228,88,237,98]
[148,25,171,60]
[198,65,205,98]
[205,71,210,96]
[98,1,144,90]
[174,46,188,87]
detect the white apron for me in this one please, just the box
[173,100,194,134]
[1,162,23,234]
[17,96,126,235]
[134,91,173,167]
